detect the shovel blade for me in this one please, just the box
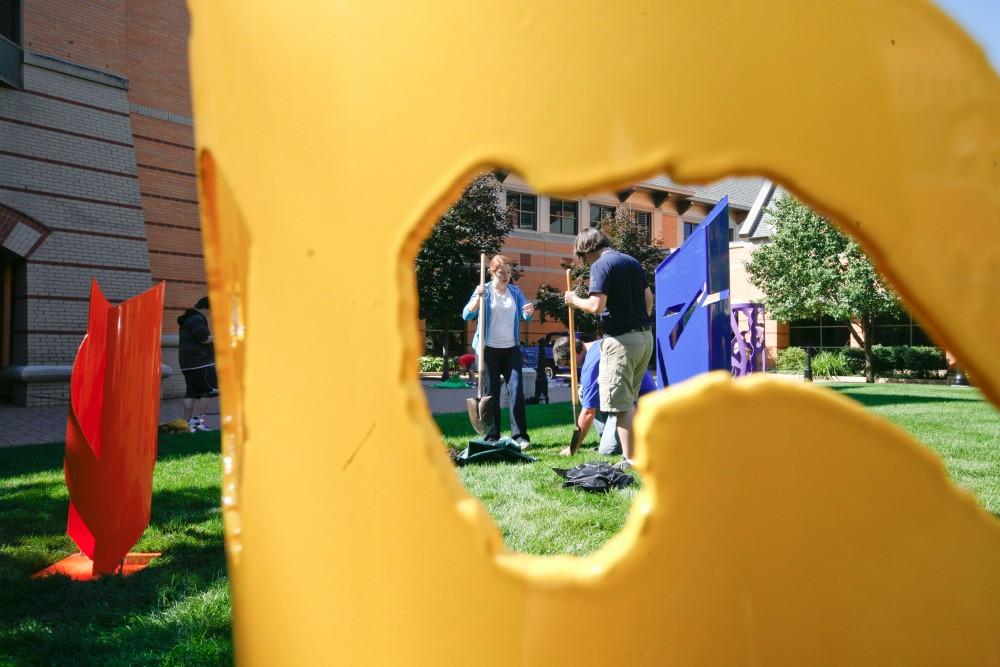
[466,397,486,436]
[477,395,495,433]
[466,395,494,436]
[567,426,584,455]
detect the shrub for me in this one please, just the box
[778,345,946,379]
[841,347,866,375]
[899,346,947,378]
[776,347,807,372]
[871,345,898,376]
[811,350,849,378]
[419,356,444,372]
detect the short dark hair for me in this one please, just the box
[574,228,611,258]
[194,296,210,310]
[551,335,584,367]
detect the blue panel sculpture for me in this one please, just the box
[654,197,731,388]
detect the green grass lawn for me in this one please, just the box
[825,383,1000,514]
[437,406,637,556]
[0,383,997,663]
[0,432,230,666]
[440,384,1000,556]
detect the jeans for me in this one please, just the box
[593,411,622,455]
[482,345,529,441]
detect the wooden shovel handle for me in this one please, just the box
[566,269,578,421]
[477,253,486,399]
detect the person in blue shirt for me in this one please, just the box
[552,336,656,456]
[462,254,535,448]
[565,228,654,470]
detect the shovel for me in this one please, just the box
[466,253,493,435]
[565,268,585,454]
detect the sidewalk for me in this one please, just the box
[420,378,573,414]
[0,379,571,447]
[0,398,221,448]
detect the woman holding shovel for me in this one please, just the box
[462,254,535,449]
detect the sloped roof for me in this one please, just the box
[639,175,767,210]
[737,181,788,241]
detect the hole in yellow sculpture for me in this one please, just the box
[411,167,998,559]
[411,169,787,556]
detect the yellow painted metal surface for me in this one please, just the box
[187,1,1000,664]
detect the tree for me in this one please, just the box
[534,203,667,335]
[744,194,901,382]
[415,173,512,378]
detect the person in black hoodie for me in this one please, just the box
[177,296,217,432]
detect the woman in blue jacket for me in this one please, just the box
[462,254,535,448]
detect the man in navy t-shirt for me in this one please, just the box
[565,228,654,471]
[553,336,656,456]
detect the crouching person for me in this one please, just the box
[553,336,656,457]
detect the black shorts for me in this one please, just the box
[182,366,219,399]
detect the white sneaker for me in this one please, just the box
[193,416,211,432]
[612,457,633,473]
[187,419,198,433]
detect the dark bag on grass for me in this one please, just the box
[553,462,634,492]
[455,438,537,466]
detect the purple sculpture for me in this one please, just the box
[730,302,766,377]
[654,197,731,388]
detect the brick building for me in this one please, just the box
[0,1,201,405]
[426,172,781,357]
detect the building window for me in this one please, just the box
[683,221,700,240]
[590,204,651,240]
[549,199,578,235]
[0,0,22,89]
[589,203,616,228]
[871,313,934,346]
[729,227,735,243]
[789,313,934,350]
[506,191,537,231]
[634,210,652,240]
[788,317,851,350]
[423,325,466,356]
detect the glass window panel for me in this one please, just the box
[0,2,17,42]
[507,192,537,230]
[550,199,578,235]
[874,312,909,325]
[873,326,910,346]
[912,326,934,346]
[821,326,851,348]
[789,327,821,348]
[634,211,652,239]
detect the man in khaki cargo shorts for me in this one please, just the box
[565,228,654,471]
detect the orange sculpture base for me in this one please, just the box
[32,552,161,581]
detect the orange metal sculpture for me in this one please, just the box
[63,280,165,576]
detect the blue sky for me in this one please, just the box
[932,0,1000,72]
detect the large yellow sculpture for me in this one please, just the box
[188,1,1000,663]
